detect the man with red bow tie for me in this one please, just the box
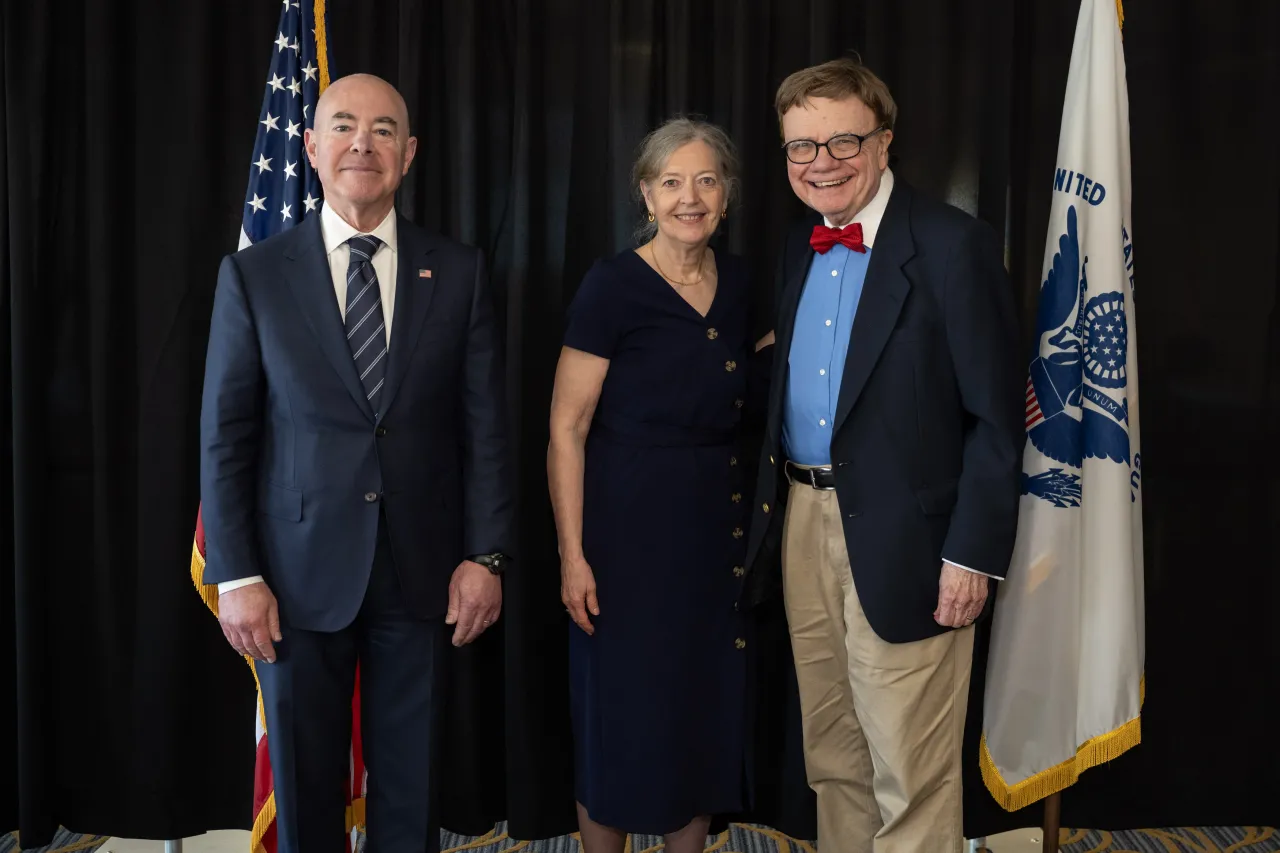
[742,58,1024,852]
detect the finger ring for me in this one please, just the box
[483,619,490,624]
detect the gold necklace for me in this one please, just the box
[649,242,707,287]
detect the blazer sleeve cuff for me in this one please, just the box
[943,559,1004,581]
[217,576,266,594]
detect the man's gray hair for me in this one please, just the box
[631,117,740,244]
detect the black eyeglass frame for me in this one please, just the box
[781,126,889,164]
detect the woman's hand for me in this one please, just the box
[561,555,600,635]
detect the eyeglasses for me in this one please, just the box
[782,127,888,164]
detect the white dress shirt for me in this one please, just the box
[825,169,999,582]
[216,203,399,595]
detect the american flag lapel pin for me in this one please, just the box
[419,269,432,279]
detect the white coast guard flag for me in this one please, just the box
[979,0,1144,811]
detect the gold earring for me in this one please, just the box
[721,210,727,220]
[647,211,655,223]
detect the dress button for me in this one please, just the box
[731,492,742,503]
[364,492,379,503]
[730,456,738,466]
[830,270,838,277]
[819,369,826,376]
[725,360,737,372]
[769,455,775,465]
[734,602,740,612]
[825,319,832,327]
[763,503,770,513]
[733,566,745,577]
[707,328,719,340]
[732,527,744,539]
[819,418,827,426]
[734,399,744,409]
[734,638,747,650]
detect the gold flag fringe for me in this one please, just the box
[980,676,1145,811]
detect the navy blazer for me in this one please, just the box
[743,180,1024,643]
[199,212,515,631]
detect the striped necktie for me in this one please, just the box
[344,234,388,413]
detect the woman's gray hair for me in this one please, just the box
[631,117,740,244]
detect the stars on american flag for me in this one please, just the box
[240,0,324,242]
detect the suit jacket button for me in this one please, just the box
[707,328,719,340]
[364,492,379,503]
[375,426,388,437]
[725,360,737,372]
[733,566,745,577]
[734,638,747,650]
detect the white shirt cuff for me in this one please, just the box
[217,576,265,594]
[944,559,1003,581]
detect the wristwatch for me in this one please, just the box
[468,553,512,575]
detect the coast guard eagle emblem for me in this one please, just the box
[1022,204,1132,507]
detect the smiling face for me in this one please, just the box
[304,74,417,225]
[640,139,726,249]
[781,95,892,227]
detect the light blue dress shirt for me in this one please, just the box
[783,168,895,466]
[782,243,870,466]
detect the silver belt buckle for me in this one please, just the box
[813,466,836,491]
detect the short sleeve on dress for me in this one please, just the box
[564,261,625,359]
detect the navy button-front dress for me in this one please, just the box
[563,248,752,835]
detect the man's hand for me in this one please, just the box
[934,562,989,628]
[446,561,502,647]
[218,582,282,662]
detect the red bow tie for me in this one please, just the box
[810,222,866,254]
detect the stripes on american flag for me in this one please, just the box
[1025,375,1044,430]
[191,3,369,852]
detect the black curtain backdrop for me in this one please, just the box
[3,0,1277,847]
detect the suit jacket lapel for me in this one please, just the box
[283,214,376,420]
[832,182,916,434]
[768,224,817,447]
[378,217,438,419]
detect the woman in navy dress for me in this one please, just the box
[548,119,769,852]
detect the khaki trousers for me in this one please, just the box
[781,478,974,853]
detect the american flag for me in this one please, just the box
[191,3,368,851]
[239,0,326,250]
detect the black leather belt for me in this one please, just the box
[785,461,837,490]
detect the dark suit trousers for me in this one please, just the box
[256,514,445,853]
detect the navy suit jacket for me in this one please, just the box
[199,211,515,632]
[743,180,1024,643]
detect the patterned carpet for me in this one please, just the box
[5,825,1279,853]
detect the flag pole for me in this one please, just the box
[1042,791,1062,851]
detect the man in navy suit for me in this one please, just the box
[743,59,1023,852]
[200,73,514,853]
